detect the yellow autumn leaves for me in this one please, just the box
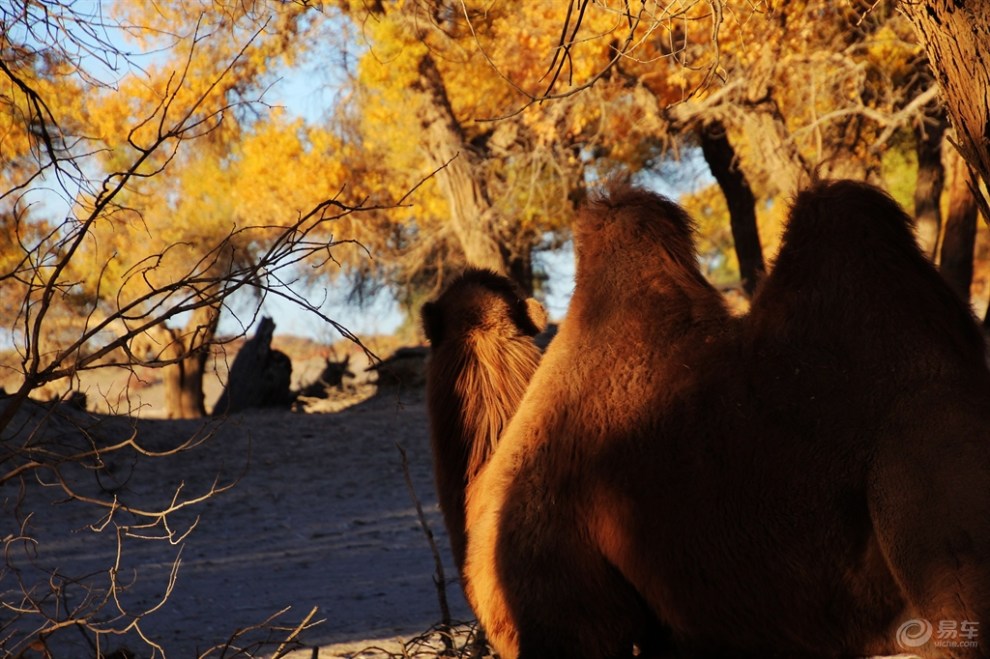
[1,0,937,329]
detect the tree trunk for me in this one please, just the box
[735,43,810,198]
[940,146,979,304]
[733,104,811,198]
[698,121,765,297]
[914,113,947,258]
[413,52,509,278]
[160,304,219,419]
[175,351,209,419]
[902,0,990,224]
[507,245,535,297]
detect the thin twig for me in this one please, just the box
[396,442,453,654]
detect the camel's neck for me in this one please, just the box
[426,334,542,570]
[456,336,540,479]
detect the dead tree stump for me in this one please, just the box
[212,317,294,415]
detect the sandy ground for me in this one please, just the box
[1,373,475,658]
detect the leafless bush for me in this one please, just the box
[0,393,329,657]
[344,621,493,659]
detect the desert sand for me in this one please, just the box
[1,348,475,658]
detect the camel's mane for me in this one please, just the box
[436,327,541,481]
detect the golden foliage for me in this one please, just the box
[0,0,382,366]
[0,0,946,319]
[680,183,738,284]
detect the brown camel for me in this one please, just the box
[459,182,990,658]
[421,268,547,574]
[463,187,719,659]
[743,179,990,657]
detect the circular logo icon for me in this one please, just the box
[897,618,934,648]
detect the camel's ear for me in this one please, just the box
[421,301,444,344]
[524,298,549,335]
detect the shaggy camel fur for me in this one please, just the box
[422,269,547,573]
[458,182,990,659]
[463,188,715,659]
